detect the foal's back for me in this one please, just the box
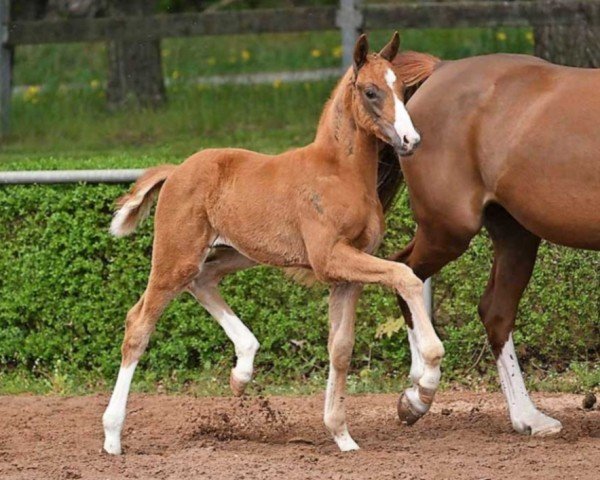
[406,53,600,249]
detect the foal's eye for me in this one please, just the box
[365,89,377,100]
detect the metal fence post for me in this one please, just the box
[337,0,364,69]
[0,0,11,137]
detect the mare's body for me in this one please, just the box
[391,52,599,434]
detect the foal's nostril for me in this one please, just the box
[402,135,409,145]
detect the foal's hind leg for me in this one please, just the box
[480,205,561,436]
[188,248,259,396]
[103,211,212,454]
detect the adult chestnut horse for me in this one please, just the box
[102,33,444,454]
[389,51,600,435]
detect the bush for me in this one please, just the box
[0,183,597,387]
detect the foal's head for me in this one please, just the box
[351,33,421,156]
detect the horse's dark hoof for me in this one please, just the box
[397,393,422,426]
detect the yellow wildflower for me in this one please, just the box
[171,70,180,80]
[90,79,100,90]
[24,85,41,103]
[496,31,507,42]
[273,79,282,89]
[311,49,322,58]
[162,48,171,57]
[207,57,216,66]
[332,46,343,59]
[525,31,534,44]
[241,49,251,61]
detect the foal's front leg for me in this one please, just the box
[324,283,363,451]
[312,242,444,451]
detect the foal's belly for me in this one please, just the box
[211,229,311,268]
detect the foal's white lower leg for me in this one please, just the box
[497,334,562,436]
[324,283,362,452]
[398,291,444,425]
[102,289,171,455]
[103,361,138,454]
[102,295,189,454]
[190,283,259,396]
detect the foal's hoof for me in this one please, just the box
[103,438,122,455]
[397,393,422,426]
[229,371,247,397]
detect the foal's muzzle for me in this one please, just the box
[386,127,421,157]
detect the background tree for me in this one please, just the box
[106,0,166,109]
[534,0,600,67]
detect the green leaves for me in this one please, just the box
[0,184,597,390]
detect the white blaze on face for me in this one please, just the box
[384,68,420,147]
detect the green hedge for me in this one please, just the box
[0,184,598,385]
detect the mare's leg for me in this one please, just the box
[103,202,213,454]
[310,241,444,450]
[390,226,473,424]
[480,205,561,436]
[324,283,363,451]
[188,248,259,396]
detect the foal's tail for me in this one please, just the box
[392,51,441,95]
[110,164,176,237]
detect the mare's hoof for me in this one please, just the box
[514,412,563,437]
[397,393,422,426]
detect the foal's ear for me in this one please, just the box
[353,34,369,74]
[379,31,400,61]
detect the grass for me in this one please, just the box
[12,28,533,87]
[2,360,597,396]
[1,80,333,166]
[2,27,534,166]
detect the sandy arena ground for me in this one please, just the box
[1,391,598,479]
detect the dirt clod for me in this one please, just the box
[582,392,596,410]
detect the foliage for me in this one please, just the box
[0,182,596,392]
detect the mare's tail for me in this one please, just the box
[109,164,176,237]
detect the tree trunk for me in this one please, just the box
[534,0,600,67]
[106,0,165,109]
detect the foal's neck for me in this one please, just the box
[315,75,380,190]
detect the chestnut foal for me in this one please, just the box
[103,33,443,454]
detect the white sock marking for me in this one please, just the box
[333,426,360,452]
[385,68,420,145]
[497,334,562,435]
[218,310,259,382]
[193,288,259,385]
[407,327,424,384]
[103,361,138,455]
